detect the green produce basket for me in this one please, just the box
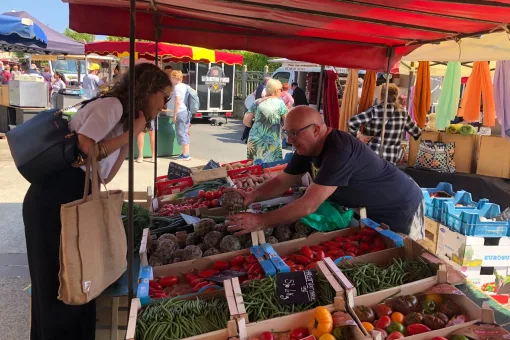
[128,116,181,159]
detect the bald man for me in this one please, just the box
[227,106,424,240]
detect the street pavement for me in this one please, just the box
[0,118,286,339]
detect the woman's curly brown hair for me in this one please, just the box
[102,63,171,131]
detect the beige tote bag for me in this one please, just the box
[58,147,126,305]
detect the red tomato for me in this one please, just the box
[149,280,162,290]
[204,200,212,208]
[198,190,205,198]
[259,332,274,340]
[211,199,220,207]
[300,246,314,259]
[183,273,199,283]
[230,255,245,267]
[230,266,242,271]
[315,250,325,261]
[294,255,311,265]
[198,204,208,208]
[285,188,293,195]
[205,191,215,201]
[387,332,404,340]
[289,327,309,340]
[285,261,296,267]
[214,190,222,198]
[360,243,372,252]
[310,245,326,252]
[198,269,219,278]
[189,278,203,287]
[246,254,257,264]
[192,203,199,209]
[293,265,304,271]
[159,276,179,287]
[305,262,318,270]
[375,316,392,330]
[213,261,230,271]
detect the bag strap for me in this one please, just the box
[82,145,108,202]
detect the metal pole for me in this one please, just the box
[316,65,325,111]
[379,48,394,157]
[127,0,136,305]
[406,62,415,111]
[154,12,160,195]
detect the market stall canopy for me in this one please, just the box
[3,11,84,55]
[399,61,497,77]
[85,41,243,65]
[0,14,48,51]
[64,0,510,72]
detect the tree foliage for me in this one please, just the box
[63,28,95,43]
[229,50,280,73]
[106,36,127,42]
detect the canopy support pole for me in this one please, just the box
[127,0,136,305]
[379,48,394,157]
[406,61,415,111]
[316,65,325,112]
[154,12,160,194]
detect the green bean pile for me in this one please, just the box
[241,275,333,322]
[136,297,230,340]
[337,258,434,296]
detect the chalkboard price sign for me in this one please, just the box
[167,162,192,180]
[207,270,247,283]
[277,270,316,305]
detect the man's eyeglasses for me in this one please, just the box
[283,123,316,139]
[159,89,170,104]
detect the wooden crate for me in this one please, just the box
[123,186,153,210]
[96,295,129,340]
[421,216,440,254]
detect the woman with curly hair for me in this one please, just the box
[243,78,288,162]
[22,62,171,340]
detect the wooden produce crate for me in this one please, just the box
[123,186,153,210]
[95,295,129,340]
[418,216,440,254]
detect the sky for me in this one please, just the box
[1,0,105,40]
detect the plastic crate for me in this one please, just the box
[443,201,510,237]
[254,153,293,169]
[155,176,193,196]
[227,164,263,178]
[421,182,488,221]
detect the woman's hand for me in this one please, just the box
[173,115,177,124]
[135,111,147,135]
[356,131,372,144]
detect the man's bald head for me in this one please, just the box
[284,106,328,157]
[286,105,324,129]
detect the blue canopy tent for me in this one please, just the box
[0,14,48,52]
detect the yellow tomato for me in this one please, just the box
[319,334,336,340]
[391,312,405,324]
[362,322,374,332]
[425,293,444,305]
[309,306,334,338]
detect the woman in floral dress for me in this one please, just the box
[243,79,288,162]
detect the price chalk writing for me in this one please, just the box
[167,162,192,180]
[277,270,316,305]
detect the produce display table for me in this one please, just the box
[401,166,510,208]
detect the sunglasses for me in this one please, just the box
[159,89,170,104]
[283,123,316,139]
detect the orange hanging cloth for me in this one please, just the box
[357,71,376,114]
[458,61,496,126]
[339,69,359,132]
[413,61,431,128]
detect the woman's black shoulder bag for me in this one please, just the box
[6,97,105,184]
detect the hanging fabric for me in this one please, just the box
[458,61,495,126]
[493,61,510,141]
[339,69,359,132]
[413,61,431,129]
[357,71,376,114]
[436,61,462,130]
[322,70,339,129]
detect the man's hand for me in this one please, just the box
[226,212,265,236]
[224,188,256,207]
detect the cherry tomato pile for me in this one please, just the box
[282,228,387,272]
[156,188,225,216]
[148,254,268,300]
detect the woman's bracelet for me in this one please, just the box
[98,142,109,160]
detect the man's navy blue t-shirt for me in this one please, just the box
[284,129,423,234]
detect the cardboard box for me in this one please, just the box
[440,132,477,174]
[423,216,440,254]
[460,266,509,287]
[0,84,9,106]
[476,136,510,179]
[436,224,510,268]
[408,131,440,166]
[191,167,228,183]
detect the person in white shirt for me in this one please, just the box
[171,70,191,160]
[51,72,66,108]
[82,62,107,99]
[22,62,172,340]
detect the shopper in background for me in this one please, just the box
[82,63,107,99]
[11,65,21,78]
[244,78,288,162]
[348,83,422,164]
[291,82,309,106]
[51,72,66,108]
[1,64,12,84]
[21,62,40,75]
[171,70,192,160]
[136,119,156,163]
[41,66,52,83]
[164,65,174,78]
[112,65,121,84]
[281,83,294,110]
[23,63,171,340]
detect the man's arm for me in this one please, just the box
[261,183,337,227]
[251,172,302,202]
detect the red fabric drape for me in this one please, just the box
[322,70,340,129]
